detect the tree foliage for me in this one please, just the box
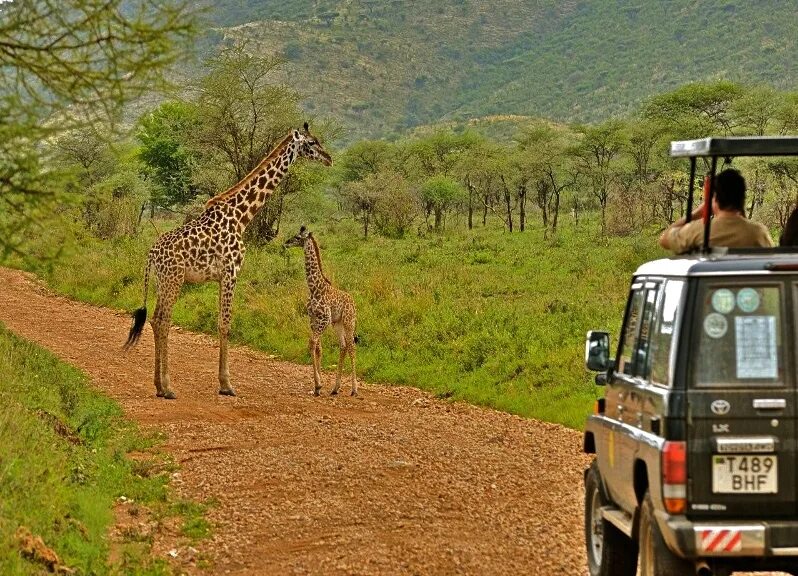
[0,0,196,257]
[136,101,202,207]
[193,42,303,181]
[420,175,465,231]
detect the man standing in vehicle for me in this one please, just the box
[659,168,774,253]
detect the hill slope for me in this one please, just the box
[206,0,798,140]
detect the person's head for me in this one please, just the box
[712,169,746,213]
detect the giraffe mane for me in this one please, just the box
[309,234,332,285]
[204,133,295,207]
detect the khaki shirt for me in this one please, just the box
[668,215,774,254]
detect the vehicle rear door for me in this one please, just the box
[686,278,797,519]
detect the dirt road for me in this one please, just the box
[0,267,590,575]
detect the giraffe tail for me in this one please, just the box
[123,255,152,350]
[353,334,360,345]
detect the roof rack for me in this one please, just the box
[670,136,798,158]
[669,136,798,253]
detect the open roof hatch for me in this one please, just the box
[669,136,798,253]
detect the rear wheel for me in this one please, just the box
[638,491,693,576]
[584,461,637,576]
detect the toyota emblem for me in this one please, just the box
[711,399,731,415]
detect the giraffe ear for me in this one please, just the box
[299,225,306,233]
[303,121,309,132]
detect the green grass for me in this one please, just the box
[18,216,664,430]
[0,323,208,575]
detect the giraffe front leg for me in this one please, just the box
[308,329,323,396]
[218,273,237,396]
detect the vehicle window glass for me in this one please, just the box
[618,288,645,375]
[650,280,684,387]
[695,283,783,387]
[618,284,659,378]
[634,287,658,379]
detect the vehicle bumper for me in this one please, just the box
[658,509,798,559]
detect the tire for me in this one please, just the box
[638,491,694,576]
[584,461,638,576]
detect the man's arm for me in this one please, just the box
[659,203,706,250]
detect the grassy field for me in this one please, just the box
[0,324,206,575]
[19,215,663,430]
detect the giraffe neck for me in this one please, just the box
[304,237,329,297]
[206,135,299,233]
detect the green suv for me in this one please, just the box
[583,137,798,576]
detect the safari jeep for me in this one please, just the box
[583,136,798,576]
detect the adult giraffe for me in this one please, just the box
[124,123,332,399]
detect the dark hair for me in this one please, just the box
[714,168,746,212]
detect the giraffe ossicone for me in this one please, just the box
[124,125,332,400]
[283,226,358,397]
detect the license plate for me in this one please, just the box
[712,455,778,494]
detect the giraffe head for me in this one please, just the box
[283,225,311,249]
[293,123,332,166]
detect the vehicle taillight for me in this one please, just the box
[663,441,687,515]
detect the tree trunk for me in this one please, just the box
[551,192,560,233]
[518,184,526,232]
[466,178,474,230]
[501,175,513,232]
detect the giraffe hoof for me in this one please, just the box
[313,389,321,397]
[219,388,236,397]
[163,390,177,400]
[156,391,164,398]
[350,390,358,397]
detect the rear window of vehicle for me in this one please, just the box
[694,282,784,387]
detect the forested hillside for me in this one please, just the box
[204,0,798,140]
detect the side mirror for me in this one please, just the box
[585,330,611,373]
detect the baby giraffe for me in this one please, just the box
[283,226,358,396]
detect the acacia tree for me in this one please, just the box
[340,169,417,239]
[517,123,576,236]
[136,101,202,208]
[194,43,303,181]
[192,42,309,241]
[420,175,464,231]
[641,81,743,138]
[775,92,798,134]
[732,85,780,136]
[572,120,626,235]
[337,139,395,183]
[55,128,115,188]
[0,0,195,257]
[456,139,503,229]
